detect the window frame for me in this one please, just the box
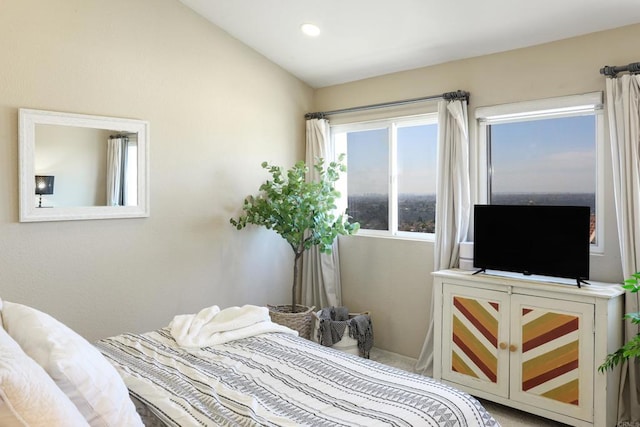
[332,113,438,241]
[125,140,138,206]
[474,92,605,253]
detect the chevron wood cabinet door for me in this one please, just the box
[510,295,593,422]
[441,284,510,398]
[432,269,624,427]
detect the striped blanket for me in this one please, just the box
[96,329,498,426]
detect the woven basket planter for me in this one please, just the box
[268,305,315,340]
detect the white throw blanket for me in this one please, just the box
[169,305,297,348]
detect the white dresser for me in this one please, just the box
[432,269,624,427]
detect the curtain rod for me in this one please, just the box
[109,132,136,138]
[600,62,640,77]
[304,90,469,120]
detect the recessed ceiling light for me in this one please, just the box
[300,23,320,37]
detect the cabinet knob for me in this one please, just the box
[499,342,508,350]
[509,344,518,352]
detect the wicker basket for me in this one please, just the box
[268,305,315,340]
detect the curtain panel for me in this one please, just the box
[415,99,471,376]
[301,118,343,310]
[606,73,640,426]
[107,137,128,206]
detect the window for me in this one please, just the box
[476,92,604,252]
[125,141,138,206]
[333,115,438,238]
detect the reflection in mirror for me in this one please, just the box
[106,133,138,207]
[35,125,137,207]
[19,109,149,222]
[35,175,54,207]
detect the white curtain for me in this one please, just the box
[301,118,343,310]
[107,137,128,206]
[606,73,640,425]
[415,99,471,376]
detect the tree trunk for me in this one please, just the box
[292,251,303,313]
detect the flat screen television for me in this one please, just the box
[473,204,590,286]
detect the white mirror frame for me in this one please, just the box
[19,108,150,222]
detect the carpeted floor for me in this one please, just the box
[368,348,569,426]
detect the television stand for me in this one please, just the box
[474,269,589,288]
[432,269,623,427]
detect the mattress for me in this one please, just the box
[96,328,498,426]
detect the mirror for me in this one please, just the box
[19,108,149,222]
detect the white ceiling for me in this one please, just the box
[178,0,640,88]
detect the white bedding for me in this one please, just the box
[169,304,297,348]
[96,329,498,426]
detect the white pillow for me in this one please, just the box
[0,325,89,426]
[1,302,143,427]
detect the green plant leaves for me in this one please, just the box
[230,156,357,255]
[599,271,640,373]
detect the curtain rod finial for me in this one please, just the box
[305,112,325,120]
[600,65,617,77]
[600,62,640,77]
[443,90,470,103]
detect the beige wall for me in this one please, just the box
[0,0,312,341]
[320,24,640,358]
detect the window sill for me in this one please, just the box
[344,231,435,243]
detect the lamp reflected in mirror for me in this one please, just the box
[35,175,54,208]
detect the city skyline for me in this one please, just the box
[347,192,596,234]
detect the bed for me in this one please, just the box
[95,327,498,426]
[0,299,498,427]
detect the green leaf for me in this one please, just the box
[625,312,640,324]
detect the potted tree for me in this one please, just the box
[230,154,359,338]
[599,272,640,372]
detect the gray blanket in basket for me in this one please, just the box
[317,307,373,358]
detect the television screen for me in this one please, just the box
[473,205,590,282]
